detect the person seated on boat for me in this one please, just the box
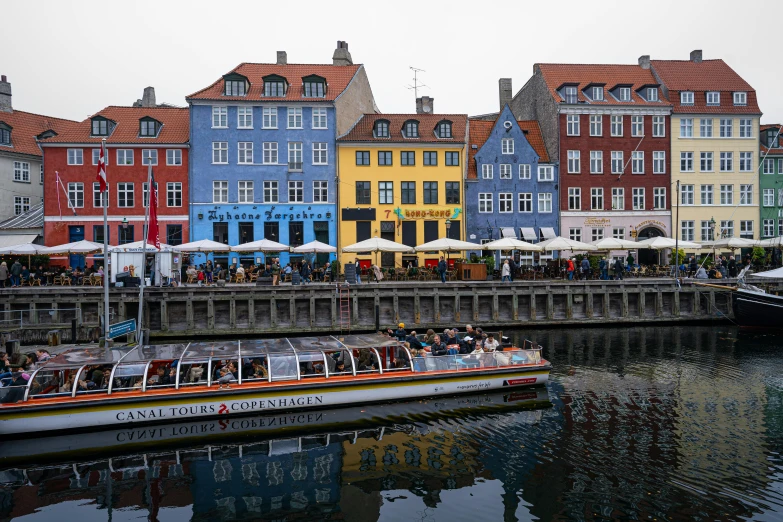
[187,364,205,383]
[35,349,51,363]
[394,323,407,341]
[217,366,234,389]
[471,342,484,355]
[334,361,346,374]
[62,372,89,393]
[430,335,448,357]
[0,370,29,403]
[97,368,121,390]
[313,363,325,375]
[405,331,423,351]
[382,327,395,337]
[148,365,168,386]
[695,266,708,279]
[24,352,39,372]
[423,329,436,345]
[132,377,143,390]
[484,334,500,353]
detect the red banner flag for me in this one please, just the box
[147,168,160,249]
[96,145,107,192]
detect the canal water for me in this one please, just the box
[2,325,783,521]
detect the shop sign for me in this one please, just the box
[207,209,332,222]
[637,220,667,229]
[387,208,462,220]
[584,217,611,227]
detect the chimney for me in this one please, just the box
[332,40,353,66]
[690,49,703,63]
[0,75,11,113]
[638,55,650,69]
[276,51,287,65]
[416,96,434,114]
[498,78,513,110]
[142,86,156,107]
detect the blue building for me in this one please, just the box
[466,105,559,264]
[186,42,377,267]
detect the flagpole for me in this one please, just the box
[136,164,152,345]
[101,138,110,341]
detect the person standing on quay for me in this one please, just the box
[9,260,22,288]
[566,258,575,280]
[599,257,608,280]
[502,259,511,282]
[580,257,590,280]
[438,256,447,283]
[614,258,624,280]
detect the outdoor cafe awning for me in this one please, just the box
[541,227,556,240]
[520,228,537,241]
[501,227,516,238]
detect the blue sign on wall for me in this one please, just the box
[109,319,137,339]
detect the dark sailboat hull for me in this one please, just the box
[732,289,783,328]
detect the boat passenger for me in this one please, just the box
[148,366,167,386]
[394,323,407,341]
[36,349,51,363]
[24,353,38,372]
[217,367,234,389]
[334,361,346,373]
[405,331,423,351]
[430,335,448,356]
[97,368,121,390]
[423,329,436,345]
[484,334,500,352]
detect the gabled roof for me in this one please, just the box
[760,124,783,154]
[536,64,668,107]
[0,110,78,157]
[467,114,549,180]
[338,114,468,143]
[40,106,189,145]
[187,63,362,102]
[0,204,43,230]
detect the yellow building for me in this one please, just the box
[336,111,468,268]
[651,53,762,247]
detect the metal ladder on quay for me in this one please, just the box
[338,283,351,333]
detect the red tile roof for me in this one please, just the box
[650,59,760,114]
[338,114,468,143]
[187,63,362,102]
[536,63,669,107]
[41,106,189,145]
[0,110,78,157]
[466,119,549,180]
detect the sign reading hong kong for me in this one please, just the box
[115,395,325,421]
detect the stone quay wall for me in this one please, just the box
[3,279,779,344]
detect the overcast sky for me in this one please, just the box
[6,0,782,124]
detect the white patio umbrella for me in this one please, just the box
[758,236,783,248]
[42,240,104,254]
[109,240,174,252]
[538,236,598,252]
[711,237,759,249]
[482,237,542,252]
[231,238,290,253]
[635,237,701,250]
[342,237,414,253]
[175,239,233,252]
[0,243,48,255]
[414,238,485,252]
[292,240,337,253]
[747,266,783,278]
[590,237,640,250]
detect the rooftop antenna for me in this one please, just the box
[406,66,428,99]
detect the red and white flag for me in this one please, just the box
[146,166,160,249]
[96,144,107,192]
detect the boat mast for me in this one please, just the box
[136,164,152,345]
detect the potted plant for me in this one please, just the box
[483,255,496,280]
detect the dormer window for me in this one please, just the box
[0,123,11,146]
[767,129,779,148]
[706,91,720,105]
[224,80,245,96]
[437,121,452,138]
[563,86,577,104]
[263,75,287,97]
[139,117,160,137]
[37,129,57,140]
[591,86,604,101]
[374,120,389,138]
[618,87,631,102]
[91,117,111,136]
[647,88,658,101]
[404,120,419,138]
[734,92,747,106]
[302,75,326,98]
[681,91,694,105]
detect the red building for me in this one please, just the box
[40,105,189,265]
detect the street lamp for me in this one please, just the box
[709,217,717,264]
[121,217,129,229]
[444,219,452,268]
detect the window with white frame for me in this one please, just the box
[263,181,278,203]
[680,91,694,105]
[263,142,278,164]
[567,150,580,173]
[681,184,694,205]
[610,115,623,137]
[740,184,753,205]
[591,187,603,210]
[91,149,106,166]
[779,188,783,207]
[288,181,303,203]
[590,151,603,174]
[117,182,134,207]
[740,152,753,172]
[700,118,713,138]
[212,106,227,128]
[653,116,665,137]
[142,149,158,165]
[518,193,532,212]
[482,164,493,179]
[238,142,253,164]
[12,161,29,182]
[680,118,693,137]
[764,219,774,237]
[612,227,625,239]
[632,188,645,210]
[564,86,578,103]
[706,92,720,105]
[567,115,580,136]
[167,182,182,207]
[67,182,84,208]
[764,188,774,207]
[740,220,753,239]
[719,118,733,138]
[780,159,783,174]
[719,152,733,172]
[312,142,328,165]
[538,192,552,213]
[499,164,512,179]
[238,180,254,203]
[618,87,631,102]
[720,184,733,205]
[647,88,659,102]
[142,181,158,208]
[538,165,554,181]
[653,151,665,174]
[287,107,302,129]
[632,151,644,174]
[778,219,783,237]
[262,107,278,128]
[701,221,714,241]
[569,228,582,241]
[288,142,303,168]
[212,142,228,164]
[13,196,30,216]
[701,184,714,205]
[591,86,604,101]
[93,182,108,208]
[612,187,624,210]
[39,164,43,184]
[739,119,752,138]
[734,92,748,106]
[478,193,493,213]
[67,149,83,165]
[498,193,513,213]
[213,181,228,203]
[611,151,623,174]
[631,116,644,137]
[568,187,581,210]
[519,164,531,179]
[653,187,666,209]
[590,115,602,136]
[720,220,734,238]
[591,228,604,241]
[166,149,182,166]
[312,108,328,129]
[378,181,393,204]
[700,151,713,172]
[681,220,695,241]
[501,138,514,154]
[763,158,775,174]
[313,181,328,202]
[117,149,133,165]
[237,106,253,128]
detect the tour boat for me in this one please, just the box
[0,333,550,436]
[695,266,783,329]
